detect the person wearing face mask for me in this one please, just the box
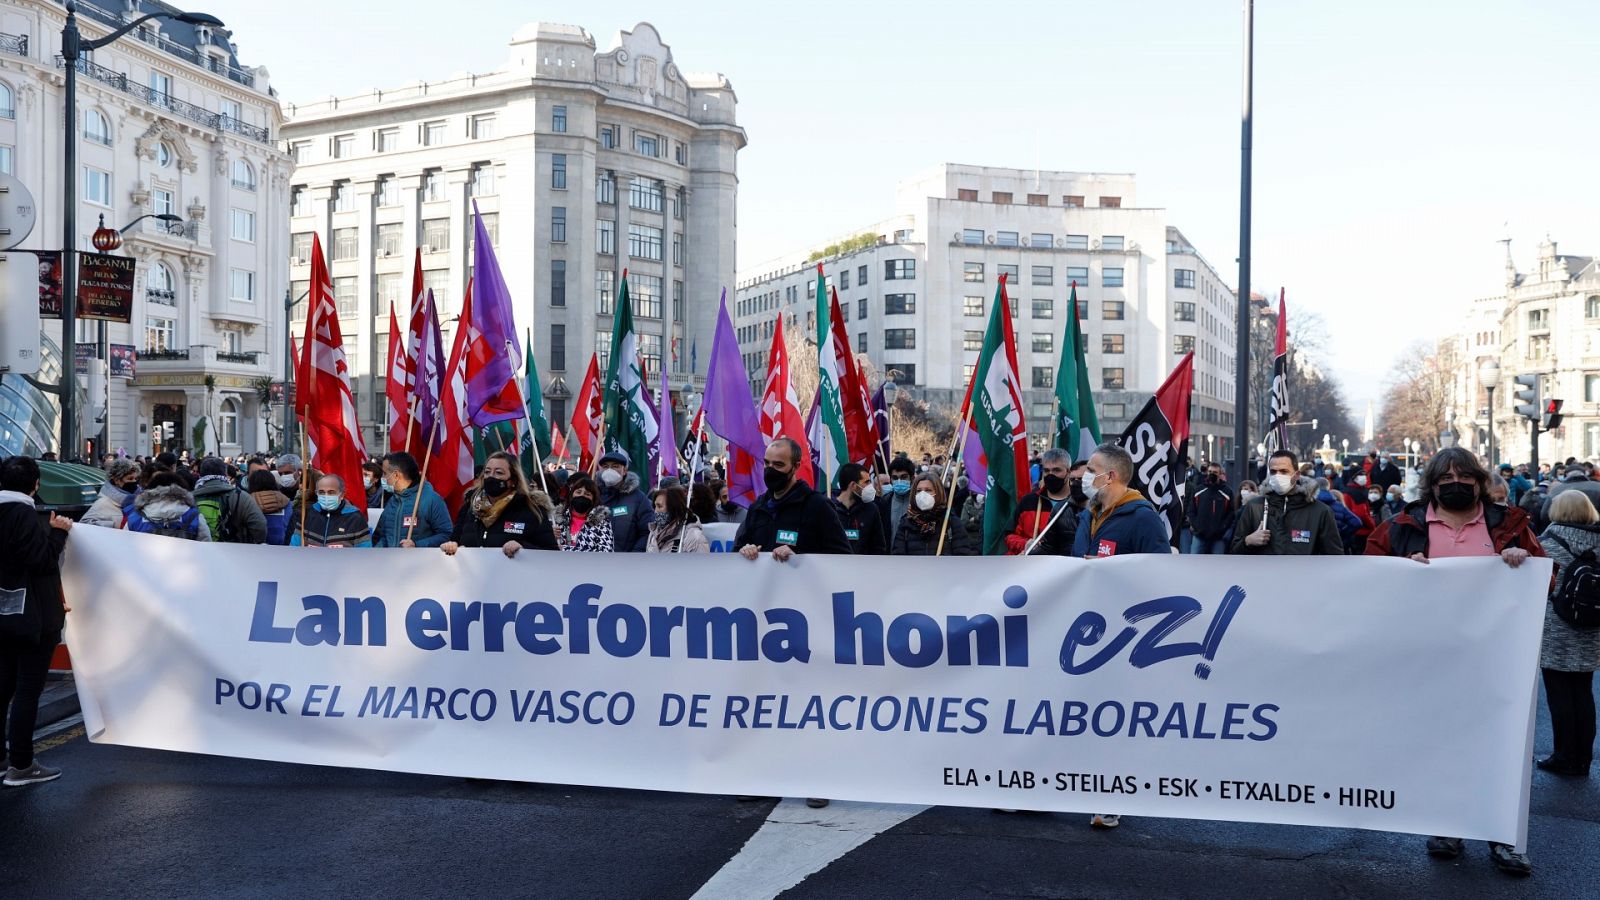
[246,469,293,545]
[1372,450,1403,495]
[646,485,710,554]
[362,461,385,510]
[709,479,747,526]
[890,475,976,556]
[81,457,143,527]
[372,452,454,548]
[595,449,656,553]
[1229,450,1342,556]
[1380,485,1405,521]
[274,454,305,502]
[831,463,887,555]
[554,472,615,552]
[1184,462,1233,555]
[688,482,720,528]
[876,456,919,540]
[289,475,372,548]
[1364,446,1542,876]
[441,452,558,558]
[1487,474,1509,506]
[735,437,853,562]
[1005,448,1077,556]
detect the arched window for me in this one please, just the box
[85,109,111,144]
[0,82,13,119]
[219,399,239,446]
[1588,295,1600,319]
[231,158,255,191]
[147,262,175,304]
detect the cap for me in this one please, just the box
[599,448,631,468]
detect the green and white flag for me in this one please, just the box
[1054,282,1101,462]
[814,263,849,486]
[965,277,1031,555]
[521,331,553,461]
[602,270,659,473]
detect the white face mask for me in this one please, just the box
[1082,472,1102,505]
[1267,473,1294,495]
[1240,489,1257,503]
[859,483,878,504]
[914,490,936,511]
[278,473,297,488]
[1354,475,1367,486]
[1368,492,1382,503]
[598,468,623,488]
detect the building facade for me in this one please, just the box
[733,164,1237,456]
[0,0,288,458]
[280,22,743,452]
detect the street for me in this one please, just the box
[5,685,1596,899]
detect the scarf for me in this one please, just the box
[469,489,516,528]
[1089,488,1148,536]
[905,504,944,536]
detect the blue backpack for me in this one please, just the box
[123,497,202,540]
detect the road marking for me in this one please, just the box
[691,800,929,900]
[33,713,85,744]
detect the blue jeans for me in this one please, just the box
[1188,534,1228,555]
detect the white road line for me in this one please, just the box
[691,800,929,900]
[33,713,85,741]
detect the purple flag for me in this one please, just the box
[871,383,891,472]
[704,289,765,507]
[657,367,679,485]
[803,385,824,484]
[411,289,446,449]
[465,202,524,426]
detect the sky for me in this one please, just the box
[212,0,1600,415]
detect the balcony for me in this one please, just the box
[0,31,27,60]
[217,350,260,364]
[54,57,272,145]
[140,347,190,361]
[146,287,176,306]
[68,1,258,90]
[135,346,268,380]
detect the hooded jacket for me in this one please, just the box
[81,481,134,528]
[451,490,559,551]
[598,471,656,552]
[0,490,68,642]
[1229,475,1342,556]
[128,485,212,541]
[1070,489,1171,557]
[192,474,267,544]
[373,480,453,548]
[290,499,373,548]
[734,478,853,555]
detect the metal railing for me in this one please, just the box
[54,56,272,145]
[141,347,190,361]
[145,288,176,305]
[217,350,260,364]
[0,31,27,58]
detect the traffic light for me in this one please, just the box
[1513,374,1541,422]
[1542,399,1564,431]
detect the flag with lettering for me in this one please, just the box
[1117,352,1195,547]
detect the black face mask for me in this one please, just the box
[569,495,595,514]
[763,465,792,493]
[1069,479,1087,503]
[482,476,510,497]
[1435,482,1477,512]
[1204,474,1220,487]
[719,500,737,512]
[1041,473,1066,495]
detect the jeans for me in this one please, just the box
[1188,535,1228,555]
[1542,668,1596,767]
[0,633,59,770]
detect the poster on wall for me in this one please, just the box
[31,250,62,318]
[76,252,137,323]
[110,344,137,379]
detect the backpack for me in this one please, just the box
[126,505,202,540]
[1547,533,1600,630]
[196,490,237,543]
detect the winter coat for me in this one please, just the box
[1543,478,1600,526]
[290,501,373,548]
[831,498,887,555]
[598,472,656,552]
[553,503,615,552]
[1320,492,1364,547]
[1229,476,1342,556]
[1005,491,1077,556]
[1186,483,1234,541]
[0,490,68,643]
[126,485,212,541]
[373,481,453,547]
[1537,523,1600,672]
[81,482,135,527]
[646,517,711,554]
[715,503,748,527]
[1071,490,1172,557]
[451,492,558,551]
[1507,473,1533,506]
[734,480,853,555]
[891,506,977,556]
[252,489,292,546]
[1370,460,1404,492]
[876,491,913,541]
[1365,500,1544,561]
[192,475,267,544]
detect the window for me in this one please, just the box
[470,164,496,196]
[333,277,359,316]
[0,83,12,119]
[1027,193,1048,207]
[858,298,867,319]
[964,331,984,351]
[998,264,1019,285]
[150,70,172,102]
[547,152,567,190]
[1032,333,1053,354]
[638,333,664,380]
[629,179,664,212]
[1032,367,1054,389]
[1032,298,1053,319]
[885,259,916,280]
[1076,297,1089,319]
[858,264,868,284]
[674,186,686,220]
[1103,368,1125,390]
[957,188,978,201]
[1102,300,1125,320]
[222,329,242,354]
[333,133,355,158]
[964,262,985,283]
[1103,334,1125,354]
[290,186,307,216]
[333,227,358,260]
[597,174,615,205]
[552,105,567,133]
[1032,265,1053,286]
[376,128,399,152]
[376,176,399,207]
[146,263,175,303]
[1099,196,1121,208]
[146,315,176,352]
[1173,335,1195,355]
[377,273,402,309]
[890,364,916,385]
[229,209,255,242]
[599,125,615,149]
[0,145,11,176]
[1060,195,1083,208]
[961,228,985,245]
[963,295,984,317]
[840,269,851,290]
[423,169,445,201]
[423,218,449,253]
[231,159,255,191]
[470,114,495,140]
[885,293,916,315]
[1065,234,1089,251]
[1065,265,1089,288]
[550,260,567,308]
[675,142,688,166]
[628,223,664,260]
[634,131,660,157]
[84,109,111,144]
[673,280,683,324]
[219,98,242,123]
[370,223,400,258]
[596,270,615,314]
[1586,374,1600,404]
[156,142,173,168]
[291,232,313,263]
[333,181,355,211]
[1587,296,1600,319]
[1031,232,1053,248]
[1527,309,1549,330]
[672,233,682,266]
[597,219,616,255]
[885,328,916,349]
[423,121,446,146]
[1102,267,1125,288]
[1174,301,1196,322]
[1103,402,1126,419]
[992,192,1012,205]
[1528,334,1550,360]
[551,207,566,243]
[632,274,663,318]
[229,269,255,302]
[997,231,1019,247]
[550,323,567,372]
[1102,235,1125,251]
[289,281,309,319]
[84,168,111,206]
[290,142,311,164]
[1174,268,1196,289]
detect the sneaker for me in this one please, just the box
[1089,814,1120,829]
[1489,842,1532,877]
[1425,836,1464,859]
[3,762,62,787]
[805,798,830,809]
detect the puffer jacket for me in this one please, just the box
[891,505,978,556]
[1537,523,1600,672]
[252,489,292,546]
[1005,491,1077,556]
[598,471,657,552]
[1229,476,1342,556]
[81,482,135,528]
[451,491,559,551]
[126,485,212,541]
[290,500,372,548]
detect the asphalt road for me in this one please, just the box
[4,687,1597,899]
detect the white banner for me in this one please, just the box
[61,527,1546,844]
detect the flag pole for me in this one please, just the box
[297,423,310,548]
[504,339,548,494]
[936,405,975,556]
[403,393,420,458]
[589,416,607,475]
[406,413,441,544]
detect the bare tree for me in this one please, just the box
[1377,339,1459,452]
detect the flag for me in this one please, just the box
[431,280,476,514]
[392,251,422,454]
[522,332,553,460]
[759,315,815,488]
[963,275,1030,555]
[1117,352,1195,547]
[814,265,850,484]
[464,204,524,426]
[551,426,571,464]
[681,405,708,482]
[404,253,445,460]
[570,354,603,471]
[657,367,679,485]
[704,289,764,507]
[690,337,698,375]
[385,302,408,454]
[803,385,825,482]
[1054,282,1101,463]
[871,384,892,471]
[1264,289,1289,453]
[601,270,659,474]
[296,233,368,498]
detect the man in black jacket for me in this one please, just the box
[830,462,886,555]
[737,438,852,561]
[1185,462,1233,554]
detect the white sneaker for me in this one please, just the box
[1089,813,1120,829]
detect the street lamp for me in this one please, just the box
[282,287,309,448]
[882,377,899,466]
[1479,358,1502,466]
[59,2,225,458]
[1341,437,1349,456]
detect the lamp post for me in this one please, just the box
[1479,358,1502,467]
[282,287,309,450]
[59,1,224,458]
[882,377,899,465]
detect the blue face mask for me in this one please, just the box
[317,495,341,512]
[890,480,911,496]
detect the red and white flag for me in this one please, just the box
[759,316,814,488]
[385,301,407,454]
[429,279,476,515]
[295,233,367,496]
[570,353,604,471]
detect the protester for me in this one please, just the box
[709,479,746,526]
[373,452,452,548]
[1488,474,1510,506]
[0,456,73,787]
[596,449,656,552]
[1371,451,1403,494]
[553,472,615,552]
[831,462,887,555]
[1544,464,1600,524]
[1365,446,1541,876]
[81,457,141,528]
[1231,451,1342,556]
[1535,490,1600,778]
[646,485,710,554]
[362,461,386,510]
[688,483,720,529]
[288,475,373,548]
[1071,442,1170,560]
[1005,448,1078,556]
[877,456,917,540]
[124,471,210,540]
[274,453,305,502]
[891,474,976,556]
[192,457,267,544]
[1235,479,1258,508]
[442,452,557,557]
[246,469,292,546]
[735,438,853,563]
[1185,461,1233,555]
